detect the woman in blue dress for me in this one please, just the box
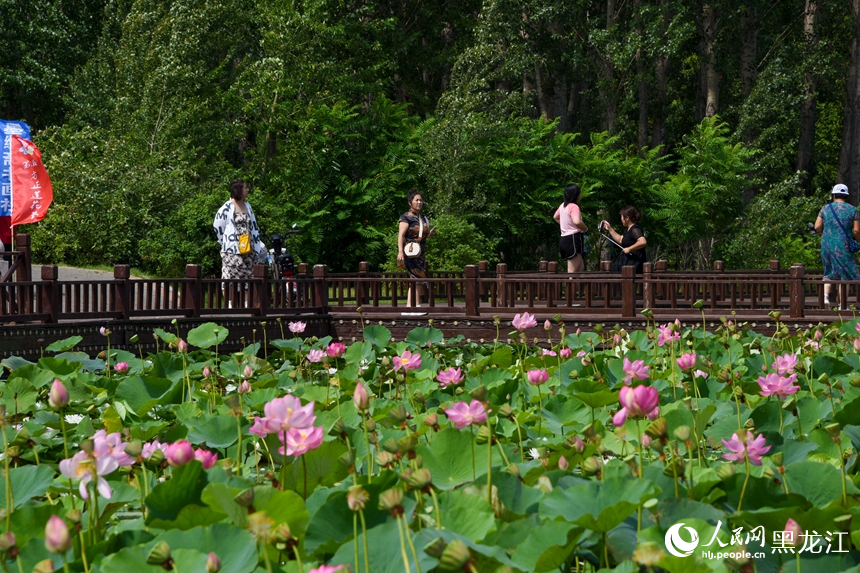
[814,184,860,308]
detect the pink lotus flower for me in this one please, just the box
[676,353,697,371]
[571,435,585,452]
[177,339,188,353]
[327,342,346,358]
[92,430,135,467]
[657,324,679,347]
[512,312,537,331]
[814,329,822,342]
[308,565,345,573]
[289,321,306,334]
[392,350,421,372]
[306,349,326,363]
[237,380,251,394]
[44,515,72,554]
[622,357,649,384]
[854,339,860,353]
[722,432,771,465]
[114,362,129,374]
[772,353,798,376]
[444,400,487,429]
[560,348,572,359]
[249,417,269,437]
[437,367,465,388]
[48,379,69,409]
[614,385,660,426]
[693,369,709,379]
[784,518,803,547]
[542,349,557,357]
[527,369,549,385]
[282,426,324,456]
[59,451,118,500]
[259,396,317,434]
[353,381,369,411]
[142,440,167,460]
[195,449,218,469]
[166,440,195,466]
[757,373,799,399]
[99,326,108,336]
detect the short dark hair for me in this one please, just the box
[407,187,423,204]
[619,205,642,223]
[563,184,581,207]
[230,179,247,201]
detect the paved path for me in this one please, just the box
[56,266,141,281]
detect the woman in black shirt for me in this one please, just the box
[601,206,647,273]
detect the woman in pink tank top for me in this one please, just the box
[553,184,588,272]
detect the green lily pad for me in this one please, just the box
[187,322,229,349]
[539,477,660,532]
[406,326,444,347]
[363,324,391,348]
[45,335,83,353]
[0,464,55,509]
[146,461,209,523]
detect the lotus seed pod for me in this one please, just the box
[234,488,255,507]
[662,457,685,478]
[475,425,492,445]
[716,463,737,480]
[375,452,395,467]
[338,450,355,467]
[146,541,171,565]
[273,523,292,543]
[423,537,447,558]
[329,418,345,435]
[536,476,553,493]
[770,452,784,467]
[825,423,841,437]
[498,404,513,418]
[378,488,405,512]
[32,560,54,573]
[470,386,487,402]
[673,426,691,442]
[124,439,143,458]
[397,434,419,452]
[438,539,471,571]
[581,457,601,476]
[65,509,82,524]
[423,413,438,427]
[347,485,369,512]
[388,405,409,423]
[382,438,399,454]
[407,468,433,490]
[364,418,376,432]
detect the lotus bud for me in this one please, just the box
[367,432,378,444]
[347,485,369,512]
[148,448,165,465]
[203,364,212,378]
[641,434,652,449]
[770,452,785,467]
[205,552,221,573]
[536,476,553,493]
[243,365,253,378]
[237,380,251,394]
[382,437,399,454]
[146,541,172,565]
[124,439,143,458]
[234,488,255,507]
[558,455,569,470]
[329,418,346,436]
[378,488,405,513]
[438,539,471,572]
[177,339,188,353]
[581,457,601,476]
[673,426,691,442]
[48,380,69,409]
[593,324,603,334]
[166,440,194,466]
[0,532,16,552]
[353,382,369,411]
[784,519,803,546]
[32,560,54,573]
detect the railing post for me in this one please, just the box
[790,264,805,319]
[183,264,202,317]
[600,260,611,272]
[15,233,30,282]
[496,263,508,307]
[642,262,654,310]
[114,264,131,320]
[313,264,329,312]
[546,261,557,307]
[253,264,268,316]
[40,265,59,323]
[621,265,635,318]
[478,261,488,301]
[769,259,780,272]
[357,261,368,306]
[464,265,479,317]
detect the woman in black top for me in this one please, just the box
[396,188,436,307]
[601,206,647,273]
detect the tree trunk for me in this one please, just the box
[697,4,718,122]
[636,0,648,153]
[599,0,617,132]
[739,5,757,145]
[796,0,819,185]
[651,0,670,154]
[839,0,860,204]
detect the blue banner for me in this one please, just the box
[1,120,31,217]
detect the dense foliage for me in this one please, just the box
[5,0,860,274]
[2,314,860,572]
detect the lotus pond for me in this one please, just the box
[1,314,860,573]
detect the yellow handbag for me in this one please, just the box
[238,233,251,255]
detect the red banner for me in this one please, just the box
[10,135,52,226]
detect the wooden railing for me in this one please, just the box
[0,258,854,324]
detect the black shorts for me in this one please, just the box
[559,233,584,260]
